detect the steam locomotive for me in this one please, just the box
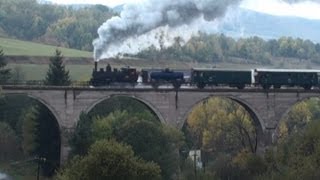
[90,62,320,90]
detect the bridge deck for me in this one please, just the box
[2,85,320,93]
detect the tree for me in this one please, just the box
[69,112,94,156]
[44,49,70,86]
[77,110,183,180]
[21,104,61,176]
[0,122,21,162]
[10,65,25,84]
[57,139,161,180]
[185,97,257,154]
[116,118,183,180]
[0,49,11,83]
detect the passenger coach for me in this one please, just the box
[191,68,253,89]
[254,69,320,90]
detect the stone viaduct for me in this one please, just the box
[1,86,320,164]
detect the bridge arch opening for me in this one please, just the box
[0,94,61,177]
[182,96,264,156]
[86,95,164,123]
[275,97,320,143]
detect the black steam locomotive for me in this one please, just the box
[90,62,138,86]
[90,62,320,90]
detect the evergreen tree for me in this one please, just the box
[0,49,11,83]
[45,49,70,86]
[22,104,61,176]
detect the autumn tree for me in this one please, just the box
[185,97,257,154]
[44,49,70,86]
[57,139,161,180]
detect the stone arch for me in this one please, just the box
[181,94,266,152]
[274,95,320,142]
[85,94,166,123]
[279,95,320,126]
[182,95,264,131]
[27,94,63,131]
[1,92,62,164]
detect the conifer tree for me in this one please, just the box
[0,49,11,83]
[45,49,70,86]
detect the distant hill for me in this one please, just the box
[220,8,320,43]
[0,37,92,58]
[113,4,124,13]
[112,6,320,43]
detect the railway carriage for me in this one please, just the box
[254,69,320,90]
[191,68,253,89]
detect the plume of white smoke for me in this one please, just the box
[93,0,241,61]
[93,0,320,61]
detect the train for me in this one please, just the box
[89,62,320,90]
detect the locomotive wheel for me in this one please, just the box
[197,83,205,89]
[172,82,181,89]
[236,84,245,89]
[151,82,159,89]
[274,85,281,89]
[303,84,312,90]
[262,84,271,90]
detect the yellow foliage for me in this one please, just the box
[186,97,257,153]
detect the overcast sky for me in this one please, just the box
[47,0,320,19]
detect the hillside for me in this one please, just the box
[220,8,320,43]
[0,37,92,58]
[112,6,320,43]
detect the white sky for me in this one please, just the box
[48,0,320,20]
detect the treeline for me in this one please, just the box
[136,34,320,65]
[2,0,320,66]
[0,0,114,51]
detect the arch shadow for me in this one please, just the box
[1,93,62,168]
[85,94,165,123]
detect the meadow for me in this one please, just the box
[2,37,319,82]
[0,37,92,57]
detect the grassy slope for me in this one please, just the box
[2,37,319,81]
[0,37,92,57]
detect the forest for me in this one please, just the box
[1,0,320,179]
[2,0,320,65]
[1,50,320,179]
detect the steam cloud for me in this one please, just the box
[93,0,242,60]
[93,0,320,61]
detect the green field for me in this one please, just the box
[3,37,320,82]
[0,37,92,57]
[8,64,92,81]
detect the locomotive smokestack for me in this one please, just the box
[94,61,98,71]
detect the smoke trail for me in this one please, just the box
[93,0,320,61]
[93,0,242,60]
